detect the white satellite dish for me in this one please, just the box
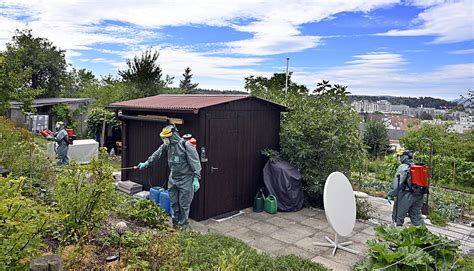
[314,172,359,255]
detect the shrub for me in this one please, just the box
[54,149,114,244]
[0,176,57,269]
[129,198,170,229]
[248,77,365,206]
[86,107,119,138]
[356,225,472,270]
[414,154,473,189]
[0,117,56,191]
[356,198,375,220]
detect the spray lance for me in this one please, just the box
[120,166,138,170]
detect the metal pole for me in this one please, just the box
[285,57,289,93]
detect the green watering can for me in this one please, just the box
[253,189,264,212]
[264,195,277,214]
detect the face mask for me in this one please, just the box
[162,138,170,145]
[56,125,60,130]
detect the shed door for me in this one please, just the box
[205,117,240,218]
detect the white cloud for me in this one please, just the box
[292,52,473,99]
[0,0,398,56]
[379,0,474,43]
[449,48,474,54]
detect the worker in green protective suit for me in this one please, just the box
[137,124,201,229]
[388,149,425,226]
[47,121,70,166]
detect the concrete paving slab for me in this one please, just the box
[207,220,243,234]
[322,242,366,267]
[245,210,275,221]
[266,216,297,228]
[301,217,330,231]
[295,231,333,255]
[226,215,259,227]
[278,211,312,222]
[252,236,287,253]
[362,226,377,236]
[297,208,320,217]
[273,245,314,259]
[311,256,351,271]
[270,228,308,244]
[248,221,280,235]
[286,223,316,237]
[230,229,262,246]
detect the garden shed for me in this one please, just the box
[109,94,286,221]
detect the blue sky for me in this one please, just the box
[0,0,473,99]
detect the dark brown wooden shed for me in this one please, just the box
[109,94,286,221]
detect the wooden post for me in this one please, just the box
[101,120,106,147]
[30,255,63,271]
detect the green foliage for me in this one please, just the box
[429,187,472,221]
[356,198,375,220]
[50,103,85,135]
[247,75,365,206]
[0,117,56,190]
[363,120,390,159]
[0,176,57,269]
[107,229,155,269]
[0,52,38,112]
[427,209,448,226]
[356,225,471,270]
[414,154,473,189]
[86,107,119,138]
[62,67,98,98]
[4,29,67,98]
[54,150,114,244]
[180,66,199,93]
[214,248,244,271]
[118,48,173,99]
[129,198,170,229]
[401,123,473,161]
[158,232,328,270]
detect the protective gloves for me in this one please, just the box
[137,161,150,170]
[193,177,200,192]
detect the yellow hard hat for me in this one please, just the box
[57,121,64,125]
[160,127,173,138]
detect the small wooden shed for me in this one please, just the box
[109,94,286,221]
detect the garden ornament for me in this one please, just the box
[136,124,201,228]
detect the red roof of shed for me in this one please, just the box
[109,94,285,113]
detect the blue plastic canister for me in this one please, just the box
[149,187,162,205]
[159,189,172,215]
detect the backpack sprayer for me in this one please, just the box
[40,127,77,144]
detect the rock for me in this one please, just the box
[354,191,369,198]
[30,254,63,271]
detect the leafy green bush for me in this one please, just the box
[86,107,119,138]
[129,198,170,229]
[248,76,365,206]
[54,150,114,244]
[360,179,391,195]
[356,198,375,220]
[356,225,472,270]
[415,154,474,189]
[0,117,56,191]
[429,187,472,222]
[401,123,473,161]
[0,176,57,269]
[107,229,155,270]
